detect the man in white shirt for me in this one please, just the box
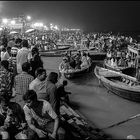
[29,68,47,95]
[16,39,30,74]
[2,47,11,61]
[0,47,6,61]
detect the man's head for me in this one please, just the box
[31,47,39,56]
[35,68,46,81]
[47,72,58,84]
[6,46,11,53]
[63,80,68,86]
[63,57,68,63]
[21,39,28,48]
[23,90,37,108]
[22,62,31,73]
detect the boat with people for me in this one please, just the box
[40,50,66,57]
[42,44,71,52]
[103,58,136,77]
[59,51,92,79]
[59,63,92,79]
[94,66,140,102]
[39,45,71,57]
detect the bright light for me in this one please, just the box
[2,18,8,24]
[0,27,3,31]
[11,20,16,25]
[27,15,31,20]
[33,22,43,27]
[54,25,59,30]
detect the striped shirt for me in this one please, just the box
[14,72,34,95]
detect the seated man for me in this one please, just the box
[80,53,89,68]
[57,80,71,104]
[0,92,28,139]
[23,90,66,140]
[59,57,72,72]
[118,57,128,67]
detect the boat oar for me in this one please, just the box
[101,113,140,130]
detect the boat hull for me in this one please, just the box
[94,66,140,102]
[102,79,140,102]
[64,67,91,79]
[40,51,64,57]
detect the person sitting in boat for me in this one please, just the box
[110,57,117,67]
[116,49,122,65]
[59,57,72,72]
[80,52,89,68]
[86,52,92,66]
[69,55,76,69]
[135,50,140,82]
[75,53,82,69]
[106,49,112,61]
[118,56,128,67]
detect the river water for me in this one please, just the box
[42,56,140,139]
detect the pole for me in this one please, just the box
[101,113,140,130]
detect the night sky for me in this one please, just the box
[0,1,140,32]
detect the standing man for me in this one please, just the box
[13,62,34,103]
[16,39,30,74]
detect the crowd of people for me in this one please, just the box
[0,30,139,139]
[0,37,73,139]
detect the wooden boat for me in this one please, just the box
[39,45,71,57]
[40,50,66,57]
[59,63,92,79]
[41,45,71,52]
[65,49,106,61]
[104,59,136,77]
[94,66,140,102]
[104,59,127,72]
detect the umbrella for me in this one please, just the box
[10,31,18,34]
[25,29,35,33]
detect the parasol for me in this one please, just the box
[25,29,35,33]
[9,31,18,34]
